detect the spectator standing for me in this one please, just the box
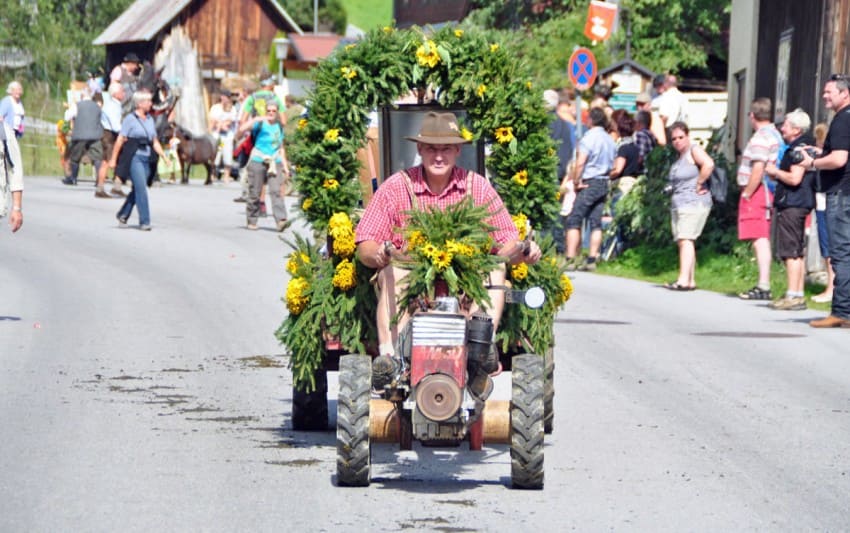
[564,107,616,271]
[633,110,658,175]
[208,89,238,181]
[737,97,782,300]
[0,121,24,232]
[635,91,666,146]
[609,110,641,195]
[764,108,816,311]
[811,122,834,302]
[0,81,25,138]
[798,74,850,328]
[62,91,104,187]
[109,89,169,231]
[544,89,574,254]
[110,53,141,106]
[237,99,290,231]
[96,82,127,198]
[663,122,713,290]
[660,74,688,126]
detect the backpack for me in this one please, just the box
[691,145,727,204]
[707,166,728,204]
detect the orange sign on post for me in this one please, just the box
[583,0,618,42]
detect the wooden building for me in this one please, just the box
[726,0,850,158]
[93,0,303,80]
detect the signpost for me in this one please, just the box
[568,47,597,140]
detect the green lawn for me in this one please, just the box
[341,0,392,31]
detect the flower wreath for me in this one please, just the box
[276,25,573,391]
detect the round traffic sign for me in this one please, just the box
[568,47,597,91]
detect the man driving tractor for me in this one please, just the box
[355,111,542,396]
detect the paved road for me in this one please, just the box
[1,178,848,531]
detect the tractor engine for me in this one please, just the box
[399,298,495,445]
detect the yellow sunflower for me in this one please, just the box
[332,259,357,290]
[431,249,453,271]
[512,169,528,186]
[511,262,528,281]
[323,178,340,190]
[415,40,441,68]
[324,129,340,142]
[494,126,514,144]
[476,84,487,98]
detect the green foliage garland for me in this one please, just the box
[279,25,574,390]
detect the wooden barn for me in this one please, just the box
[93,0,304,82]
[726,0,850,159]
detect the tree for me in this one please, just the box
[282,0,347,34]
[467,0,585,29]
[0,0,134,89]
[617,0,730,77]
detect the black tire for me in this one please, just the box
[511,354,544,490]
[336,354,371,486]
[291,367,328,431]
[543,348,554,434]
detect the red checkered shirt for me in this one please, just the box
[355,165,518,249]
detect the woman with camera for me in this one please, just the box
[664,122,714,291]
[764,108,816,310]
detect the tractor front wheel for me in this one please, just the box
[510,354,544,489]
[336,354,372,486]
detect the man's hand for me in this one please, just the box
[499,239,542,265]
[9,209,22,232]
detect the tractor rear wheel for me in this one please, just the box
[291,367,328,431]
[510,354,544,489]
[543,348,554,434]
[336,354,371,486]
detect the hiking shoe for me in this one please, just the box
[768,296,806,311]
[578,259,597,272]
[94,190,112,198]
[739,286,772,300]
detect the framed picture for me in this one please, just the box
[379,104,485,187]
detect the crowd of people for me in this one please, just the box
[547,72,850,329]
[14,53,301,232]
[3,55,850,329]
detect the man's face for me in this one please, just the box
[9,84,22,100]
[823,80,849,110]
[126,61,140,75]
[417,143,460,180]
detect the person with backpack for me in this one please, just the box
[663,121,714,291]
[237,98,289,231]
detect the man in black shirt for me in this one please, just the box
[800,74,850,327]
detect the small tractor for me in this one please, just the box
[335,285,545,489]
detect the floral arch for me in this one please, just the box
[277,25,573,391]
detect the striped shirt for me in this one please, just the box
[736,124,781,187]
[355,165,518,249]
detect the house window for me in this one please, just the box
[735,70,747,158]
[775,28,793,120]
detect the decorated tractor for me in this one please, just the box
[276,25,573,489]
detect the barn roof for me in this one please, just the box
[93,0,303,45]
[289,34,344,63]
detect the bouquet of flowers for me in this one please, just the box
[396,197,505,311]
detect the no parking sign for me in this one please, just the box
[568,47,597,91]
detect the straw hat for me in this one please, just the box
[405,112,469,145]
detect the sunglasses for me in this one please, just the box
[829,74,848,81]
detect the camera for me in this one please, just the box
[788,147,818,165]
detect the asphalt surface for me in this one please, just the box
[1,177,848,531]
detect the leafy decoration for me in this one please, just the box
[279,24,573,390]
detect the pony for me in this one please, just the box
[161,123,216,185]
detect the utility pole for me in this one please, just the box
[314,0,318,34]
